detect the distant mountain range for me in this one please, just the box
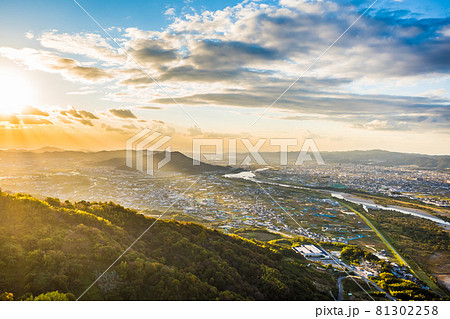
[322,150,449,170]
[249,150,449,170]
[95,151,239,175]
[0,149,239,175]
[1,149,448,171]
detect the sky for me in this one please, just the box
[0,0,449,154]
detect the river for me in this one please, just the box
[225,170,450,229]
[330,192,450,228]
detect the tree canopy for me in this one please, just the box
[0,191,335,300]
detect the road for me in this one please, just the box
[341,203,410,268]
[337,276,347,301]
[245,178,410,299]
[254,178,410,268]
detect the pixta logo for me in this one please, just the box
[192,138,325,166]
[126,129,172,176]
[126,129,325,176]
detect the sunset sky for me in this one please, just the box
[0,0,449,154]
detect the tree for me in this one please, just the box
[0,292,14,301]
[28,291,75,301]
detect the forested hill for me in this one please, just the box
[0,192,335,301]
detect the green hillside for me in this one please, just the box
[0,191,335,300]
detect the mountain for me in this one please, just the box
[321,150,450,170]
[236,150,450,170]
[0,149,240,175]
[0,191,335,300]
[31,147,66,153]
[96,151,238,175]
[3,148,445,171]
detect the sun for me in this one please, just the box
[0,69,35,114]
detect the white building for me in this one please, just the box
[293,245,324,257]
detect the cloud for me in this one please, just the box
[21,106,49,116]
[59,108,95,126]
[61,109,82,118]
[187,126,202,136]
[25,31,34,39]
[0,106,156,144]
[164,8,176,16]
[420,88,448,98]
[77,118,93,126]
[21,116,53,125]
[151,83,449,132]
[122,66,248,85]
[122,123,138,130]
[38,30,120,64]
[3,2,450,84]
[135,106,162,110]
[109,108,137,119]
[129,39,179,65]
[67,90,96,95]
[189,40,282,69]
[79,110,99,119]
[57,108,99,122]
[69,65,115,81]
[0,114,20,125]
[102,124,125,132]
[0,113,53,126]
[0,48,115,82]
[1,0,449,134]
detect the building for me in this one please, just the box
[293,245,324,258]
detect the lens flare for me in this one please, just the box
[0,70,34,114]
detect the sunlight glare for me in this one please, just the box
[0,70,34,114]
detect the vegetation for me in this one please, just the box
[338,202,408,266]
[341,277,381,301]
[340,245,379,264]
[25,291,75,301]
[372,273,442,301]
[370,210,449,252]
[336,201,448,297]
[233,228,284,242]
[0,191,336,301]
[367,209,450,295]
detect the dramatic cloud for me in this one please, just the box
[0,0,449,134]
[129,39,179,65]
[0,105,160,137]
[189,40,282,69]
